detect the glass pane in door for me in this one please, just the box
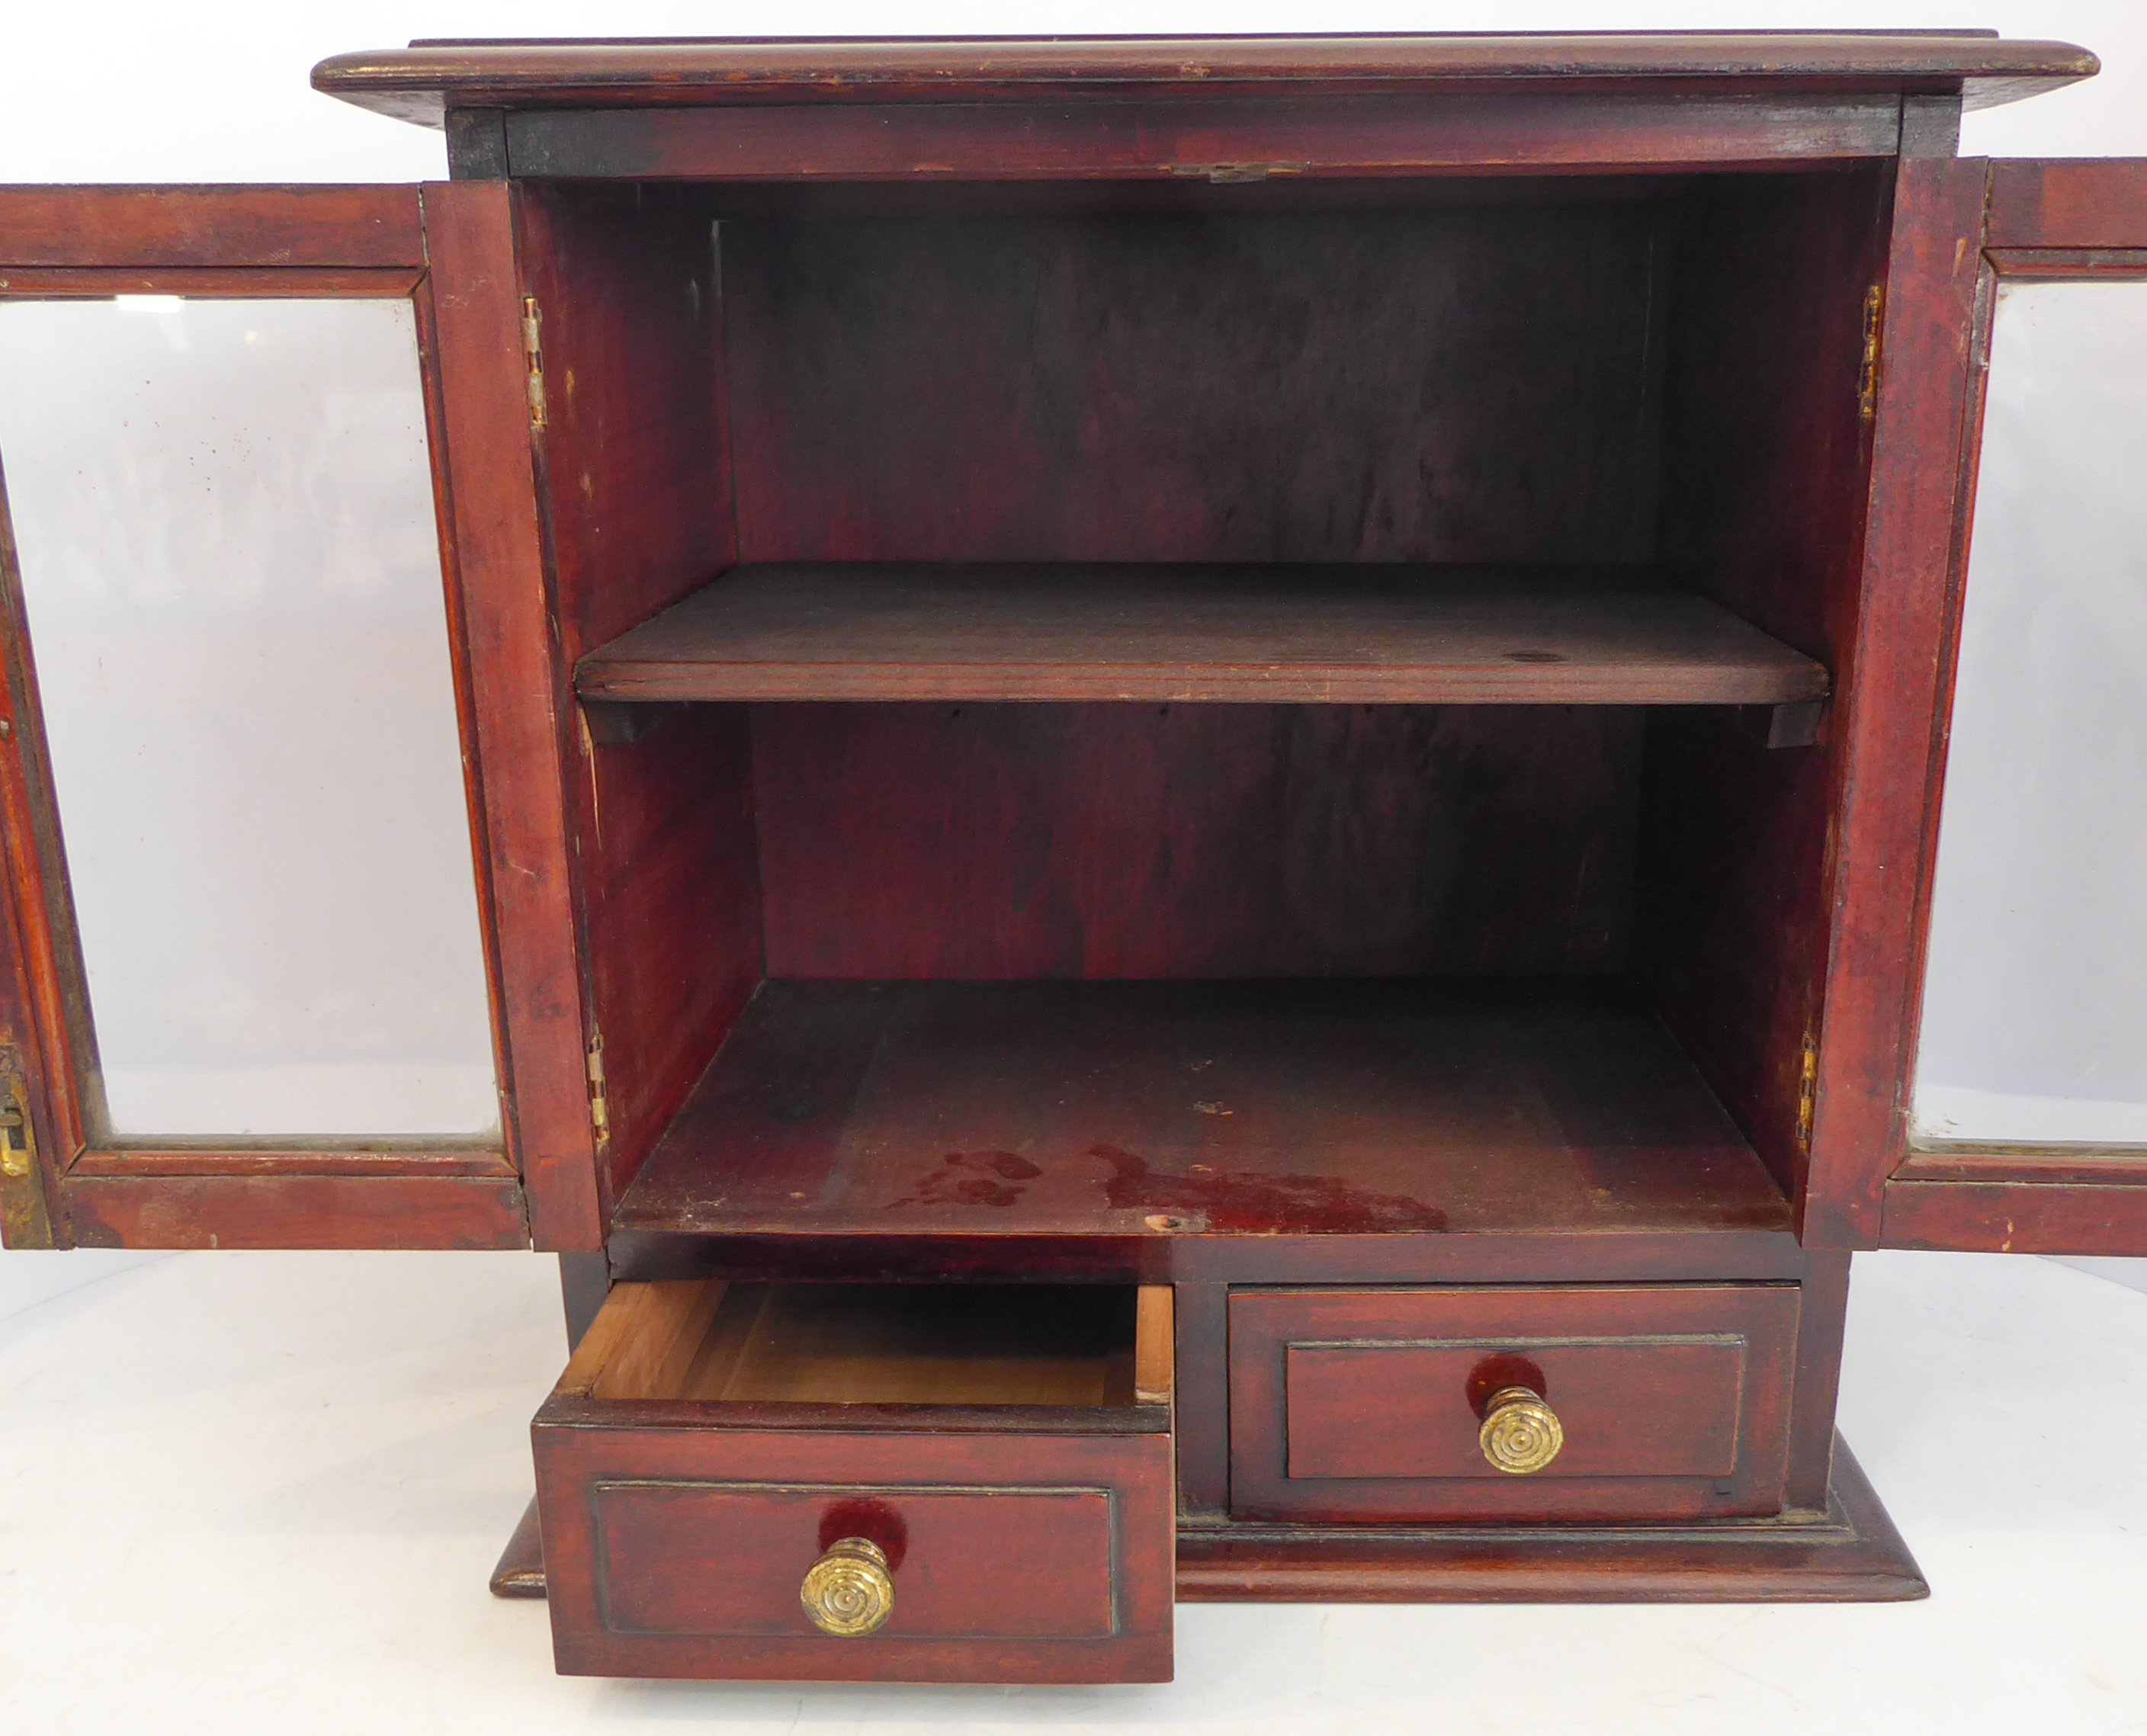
[1912,278,2147,1147]
[0,296,498,1140]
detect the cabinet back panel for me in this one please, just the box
[754,702,1639,980]
[723,202,1672,563]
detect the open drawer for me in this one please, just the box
[533,1280,1176,1683]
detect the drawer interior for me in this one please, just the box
[573,1279,1173,1410]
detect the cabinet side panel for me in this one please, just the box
[1783,1249,1850,1508]
[422,181,602,1250]
[516,185,761,1216]
[520,186,737,659]
[1643,165,1892,1207]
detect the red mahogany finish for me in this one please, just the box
[1,27,2139,1689]
[575,565,1828,707]
[312,34,2097,125]
[1869,159,2147,1256]
[0,184,539,1253]
[1229,1285,1799,1523]
[1178,1435,1922,1603]
[606,979,1790,1246]
[533,1281,1176,1683]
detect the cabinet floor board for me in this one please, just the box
[610,978,1789,1242]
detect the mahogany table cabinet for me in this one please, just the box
[2,30,2145,1688]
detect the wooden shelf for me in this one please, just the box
[573,564,1829,707]
[610,979,1789,1242]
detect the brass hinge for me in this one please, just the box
[1168,160,1309,185]
[1796,1032,1820,1149]
[521,295,548,432]
[0,1045,56,1248]
[0,1082,32,1181]
[1968,265,1997,377]
[586,1030,609,1144]
[1857,284,1885,423]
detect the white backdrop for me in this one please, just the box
[2,2,2144,1316]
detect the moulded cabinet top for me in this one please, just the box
[313,32,2097,127]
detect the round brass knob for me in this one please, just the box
[800,1537,894,1636]
[1478,1385,1563,1474]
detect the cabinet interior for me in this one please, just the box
[525,165,1890,1244]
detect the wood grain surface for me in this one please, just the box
[576,566,1827,706]
[534,1278,1173,1682]
[1879,1179,2147,1255]
[1179,1434,1922,1601]
[720,201,1674,566]
[513,184,762,1224]
[0,185,538,1253]
[1230,1283,1799,1523]
[310,34,2096,124]
[501,94,1908,182]
[751,701,1641,981]
[489,1496,547,1598]
[608,979,1789,1243]
[59,1173,526,1250]
[1640,164,1891,1212]
[1784,1250,1853,1510]
[1799,157,1989,1247]
[493,1429,1927,1607]
[1857,162,2147,1256]
[1985,158,2147,249]
[540,1427,1174,1681]
[421,181,602,1251]
[0,186,425,268]
[673,1282,1138,1407]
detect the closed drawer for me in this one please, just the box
[536,1280,1175,1683]
[1229,1284,1799,1523]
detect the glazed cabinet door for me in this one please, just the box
[1880,161,2147,1254]
[0,185,593,1251]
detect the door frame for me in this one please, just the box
[1879,160,2147,1254]
[0,184,598,1250]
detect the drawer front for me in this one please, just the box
[1230,1285,1799,1523]
[593,1479,1119,1640]
[538,1421,1173,1683]
[534,1280,1176,1684]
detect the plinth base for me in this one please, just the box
[489,1434,1922,1606]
